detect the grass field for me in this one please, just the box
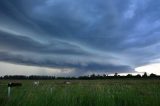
[0,79,160,106]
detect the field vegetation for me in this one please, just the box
[0,80,160,106]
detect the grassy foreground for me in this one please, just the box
[0,80,160,106]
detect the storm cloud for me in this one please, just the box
[0,0,160,76]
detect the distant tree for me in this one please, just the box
[114,73,118,77]
[142,72,147,78]
[78,75,90,80]
[126,74,132,78]
[90,74,96,79]
[135,74,141,78]
[103,74,107,78]
[150,73,157,77]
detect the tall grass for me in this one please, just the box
[0,80,160,106]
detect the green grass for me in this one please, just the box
[0,80,160,106]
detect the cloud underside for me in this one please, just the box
[0,0,160,75]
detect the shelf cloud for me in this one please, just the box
[0,0,160,76]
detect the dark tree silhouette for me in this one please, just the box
[126,74,132,78]
[90,74,96,79]
[114,73,118,77]
[142,72,147,78]
[150,73,157,77]
[135,74,141,78]
[1,72,160,80]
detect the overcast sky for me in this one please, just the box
[0,0,160,76]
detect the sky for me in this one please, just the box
[0,0,160,76]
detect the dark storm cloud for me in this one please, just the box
[0,0,160,75]
[0,31,90,55]
[0,51,133,73]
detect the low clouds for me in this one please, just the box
[0,0,160,75]
[0,51,133,74]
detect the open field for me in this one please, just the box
[0,79,160,106]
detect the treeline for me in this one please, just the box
[1,75,56,80]
[0,72,160,80]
